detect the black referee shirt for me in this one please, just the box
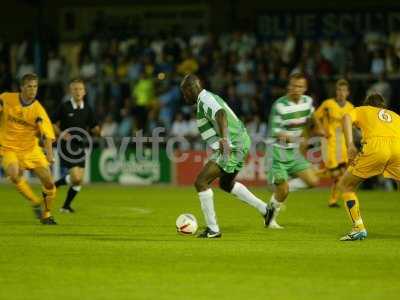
[52,99,97,147]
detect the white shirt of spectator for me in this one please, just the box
[80,61,97,79]
[101,121,118,137]
[70,97,84,109]
[47,57,62,82]
[187,118,198,137]
[171,120,190,137]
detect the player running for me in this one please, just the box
[53,78,100,213]
[338,93,400,241]
[180,74,273,238]
[315,79,354,207]
[266,73,324,229]
[0,73,57,224]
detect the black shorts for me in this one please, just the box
[59,142,86,169]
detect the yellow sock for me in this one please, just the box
[42,185,56,219]
[342,192,365,231]
[15,178,41,205]
[329,180,339,205]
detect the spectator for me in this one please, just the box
[101,114,118,137]
[236,72,256,116]
[370,50,385,76]
[80,55,97,80]
[17,57,34,80]
[282,32,296,64]
[367,74,392,106]
[158,82,180,130]
[236,53,255,76]
[132,70,154,130]
[2,28,400,148]
[385,46,400,75]
[225,84,242,116]
[171,113,189,137]
[246,115,267,140]
[118,100,134,137]
[127,56,142,82]
[47,51,63,83]
[177,49,199,75]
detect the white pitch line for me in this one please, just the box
[126,207,152,214]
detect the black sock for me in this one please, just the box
[63,186,79,208]
[55,176,67,188]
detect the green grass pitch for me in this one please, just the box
[0,185,400,300]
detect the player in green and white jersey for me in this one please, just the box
[180,74,273,238]
[266,73,324,229]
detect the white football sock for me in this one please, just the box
[270,194,284,221]
[72,185,82,192]
[65,174,71,185]
[198,189,219,232]
[231,182,267,214]
[288,178,309,192]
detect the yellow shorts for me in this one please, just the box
[322,138,348,170]
[1,146,49,171]
[348,137,400,180]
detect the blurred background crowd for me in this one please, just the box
[1,27,400,144]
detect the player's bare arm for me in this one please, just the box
[342,114,357,161]
[36,119,55,164]
[91,125,101,136]
[43,136,55,164]
[215,109,230,158]
[53,121,61,137]
[311,113,326,137]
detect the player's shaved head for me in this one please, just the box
[180,74,203,104]
[181,74,202,90]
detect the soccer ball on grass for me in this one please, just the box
[176,213,198,235]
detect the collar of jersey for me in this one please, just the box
[334,98,348,108]
[197,89,207,102]
[70,97,84,109]
[19,94,36,107]
[287,95,305,105]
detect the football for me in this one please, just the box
[176,213,198,235]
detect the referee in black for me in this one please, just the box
[53,78,100,213]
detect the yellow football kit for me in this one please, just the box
[348,106,400,180]
[0,92,55,170]
[315,98,354,169]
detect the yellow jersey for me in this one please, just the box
[315,98,354,169]
[0,92,55,153]
[315,98,354,139]
[349,106,400,141]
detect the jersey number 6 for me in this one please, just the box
[378,109,392,123]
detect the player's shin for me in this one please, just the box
[329,179,339,205]
[63,185,81,208]
[42,185,57,219]
[231,182,267,214]
[342,192,365,231]
[15,178,41,206]
[198,189,219,232]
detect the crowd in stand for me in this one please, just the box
[1,29,400,144]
